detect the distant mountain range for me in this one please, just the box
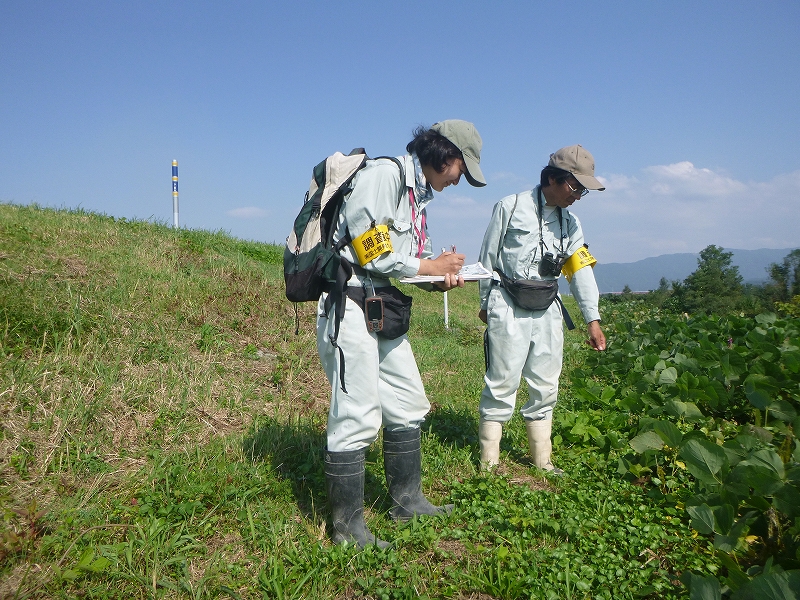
[559,248,798,294]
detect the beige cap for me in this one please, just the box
[431,120,486,187]
[548,144,605,191]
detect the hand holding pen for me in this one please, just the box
[432,245,465,290]
[437,245,464,273]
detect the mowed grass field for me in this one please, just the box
[0,203,712,599]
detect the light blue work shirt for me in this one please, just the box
[333,154,433,286]
[478,186,601,324]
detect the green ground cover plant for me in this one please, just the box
[577,305,800,598]
[1,202,795,599]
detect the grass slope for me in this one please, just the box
[0,203,711,599]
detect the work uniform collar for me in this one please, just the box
[410,153,434,208]
[536,185,565,223]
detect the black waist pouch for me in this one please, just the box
[496,269,559,312]
[346,285,413,339]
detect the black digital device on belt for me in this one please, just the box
[365,295,384,332]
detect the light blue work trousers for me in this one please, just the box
[479,285,564,423]
[317,292,429,452]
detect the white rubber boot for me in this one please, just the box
[479,420,503,470]
[525,419,563,475]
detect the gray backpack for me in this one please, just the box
[283,149,403,390]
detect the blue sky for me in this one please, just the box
[2,2,798,264]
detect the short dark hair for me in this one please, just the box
[406,126,463,174]
[540,166,571,188]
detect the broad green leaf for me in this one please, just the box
[653,420,683,448]
[665,399,685,415]
[687,504,715,534]
[683,402,706,422]
[714,514,748,552]
[712,503,734,534]
[586,425,603,440]
[755,312,777,325]
[77,548,95,568]
[630,431,664,454]
[733,433,760,451]
[600,386,616,402]
[574,387,600,403]
[744,374,779,410]
[680,438,729,484]
[689,388,712,405]
[730,569,800,600]
[773,483,800,519]
[743,496,772,512]
[723,435,759,466]
[717,551,750,591]
[782,350,799,373]
[680,571,721,600]
[721,351,747,382]
[708,379,729,403]
[674,353,699,371]
[686,503,735,536]
[742,424,774,444]
[84,556,111,573]
[619,393,644,412]
[659,366,678,385]
[767,399,797,422]
[745,389,772,410]
[570,423,587,437]
[741,449,785,480]
[736,450,785,495]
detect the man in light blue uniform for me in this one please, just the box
[477,145,606,473]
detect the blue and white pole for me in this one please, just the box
[172,160,179,228]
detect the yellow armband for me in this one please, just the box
[562,246,596,282]
[352,224,393,266]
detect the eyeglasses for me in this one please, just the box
[566,180,589,198]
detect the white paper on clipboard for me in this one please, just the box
[399,262,493,284]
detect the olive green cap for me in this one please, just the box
[431,120,486,187]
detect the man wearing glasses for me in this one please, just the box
[476,145,607,473]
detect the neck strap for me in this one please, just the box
[537,186,564,256]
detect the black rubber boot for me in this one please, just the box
[324,447,389,549]
[382,428,454,522]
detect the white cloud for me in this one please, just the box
[643,161,747,197]
[432,163,800,264]
[489,171,532,187]
[577,163,800,262]
[436,193,481,210]
[227,206,268,218]
[427,192,494,222]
